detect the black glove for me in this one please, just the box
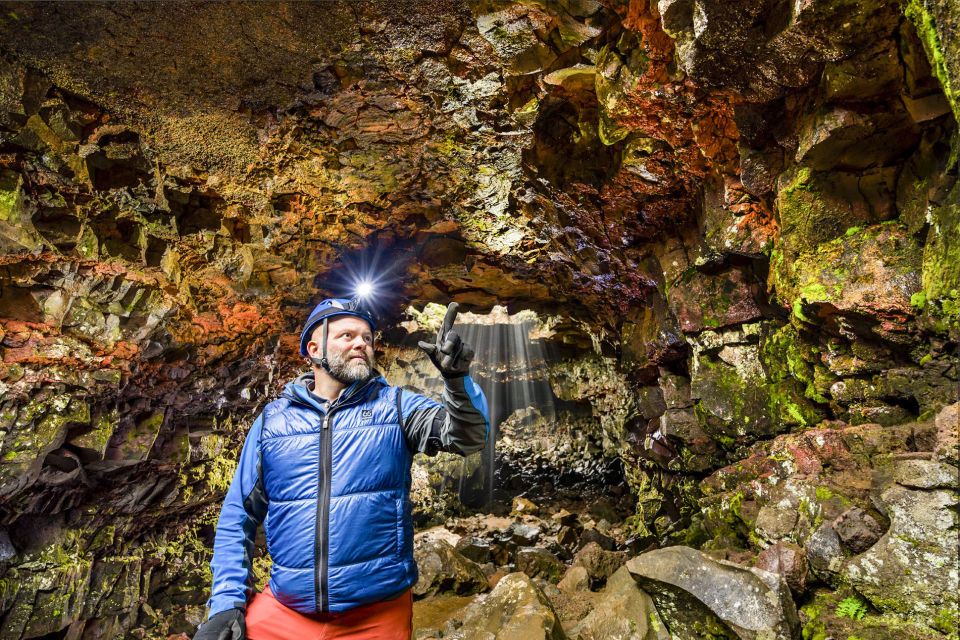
[418,302,474,379]
[193,608,245,640]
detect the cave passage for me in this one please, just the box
[0,1,958,639]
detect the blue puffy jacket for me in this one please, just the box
[206,371,489,616]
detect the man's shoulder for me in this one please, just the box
[262,395,293,419]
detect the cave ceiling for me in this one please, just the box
[0,0,750,334]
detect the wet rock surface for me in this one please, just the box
[0,0,957,637]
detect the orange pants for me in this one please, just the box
[246,586,412,640]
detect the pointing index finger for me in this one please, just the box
[440,302,460,340]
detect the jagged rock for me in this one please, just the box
[509,523,541,547]
[556,526,579,549]
[934,402,959,466]
[578,528,615,551]
[832,507,884,554]
[573,542,627,588]
[805,523,845,581]
[700,420,937,553]
[0,529,16,563]
[515,547,565,583]
[894,458,959,489]
[844,481,960,631]
[511,496,538,515]
[755,542,808,595]
[626,546,800,640]
[557,565,590,593]
[574,566,669,640]
[455,536,492,565]
[413,539,489,598]
[447,572,566,640]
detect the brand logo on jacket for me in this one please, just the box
[361,409,373,422]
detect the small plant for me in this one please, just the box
[836,596,868,621]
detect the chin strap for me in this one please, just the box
[309,318,332,373]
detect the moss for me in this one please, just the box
[911,291,928,309]
[904,0,957,120]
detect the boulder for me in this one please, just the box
[844,481,959,632]
[626,546,800,640]
[413,538,489,598]
[578,527,615,551]
[509,522,541,546]
[832,507,884,554]
[515,547,565,583]
[575,566,669,640]
[805,522,845,581]
[511,496,538,515]
[448,572,566,640]
[557,565,590,593]
[455,536,492,565]
[755,542,808,595]
[933,402,959,466]
[573,542,627,587]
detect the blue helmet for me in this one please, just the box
[299,298,377,357]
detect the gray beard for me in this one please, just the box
[326,349,373,384]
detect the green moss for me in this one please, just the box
[911,291,928,310]
[904,0,957,119]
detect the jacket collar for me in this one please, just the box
[283,371,386,413]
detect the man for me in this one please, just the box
[194,298,489,640]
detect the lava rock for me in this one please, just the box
[755,542,808,595]
[832,507,884,554]
[551,509,578,527]
[0,528,16,563]
[894,458,959,489]
[556,526,579,549]
[509,522,541,546]
[557,565,590,593]
[578,527,615,551]
[448,572,566,640]
[934,402,959,465]
[455,536,493,565]
[413,539,489,598]
[573,542,627,588]
[754,505,799,542]
[511,496,538,515]
[515,547,565,583]
[575,566,669,640]
[805,523,845,580]
[626,546,800,640]
[844,483,960,628]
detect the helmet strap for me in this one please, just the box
[309,318,332,373]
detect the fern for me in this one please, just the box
[836,596,868,620]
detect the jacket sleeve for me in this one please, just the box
[400,375,490,456]
[205,412,269,617]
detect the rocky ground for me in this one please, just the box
[407,402,959,640]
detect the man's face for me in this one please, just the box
[308,315,375,384]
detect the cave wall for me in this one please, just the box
[0,0,957,637]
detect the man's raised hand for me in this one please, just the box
[418,302,474,378]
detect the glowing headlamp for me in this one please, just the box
[355,280,375,300]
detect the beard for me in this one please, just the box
[326,348,373,384]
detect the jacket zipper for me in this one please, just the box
[316,411,332,612]
[312,380,376,613]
